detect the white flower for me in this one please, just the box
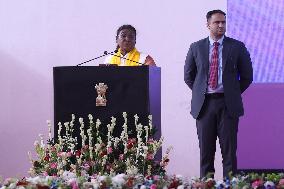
[98,176,107,182]
[142,146,148,151]
[112,174,126,187]
[39,134,45,148]
[47,120,52,138]
[27,151,33,163]
[28,168,36,176]
[113,137,120,148]
[83,181,98,189]
[123,112,127,118]
[107,141,112,147]
[134,114,139,126]
[231,177,239,185]
[264,181,275,188]
[177,185,184,189]
[126,165,138,175]
[33,140,39,146]
[176,174,184,181]
[215,180,225,188]
[111,116,116,124]
[71,114,75,120]
[62,171,76,181]
[58,169,64,176]
[88,114,93,120]
[8,183,16,188]
[206,177,214,182]
[26,176,44,184]
[96,119,101,129]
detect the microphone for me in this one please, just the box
[106,51,144,66]
[76,50,117,66]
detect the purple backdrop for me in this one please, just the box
[238,84,284,169]
[227,0,284,170]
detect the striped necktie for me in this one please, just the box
[208,42,220,89]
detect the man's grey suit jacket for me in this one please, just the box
[184,36,253,119]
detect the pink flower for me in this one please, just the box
[150,184,157,189]
[119,154,124,160]
[57,152,63,157]
[66,152,72,157]
[106,165,111,170]
[107,147,113,154]
[90,174,98,179]
[147,138,154,143]
[100,143,106,147]
[83,145,89,150]
[153,175,160,181]
[128,138,136,143]
[82,163,90,171]
[160,158,170,168]
[50,162,57,169]
[279,179,284,185]
[192,182,205,188]
[70,181,79,189]
[252,180,263,189]
[146,153,154,160]
[50,146,56,152]
[43,171,48,176]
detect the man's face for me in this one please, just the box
[207,13,226,39]
[116,29,136,54]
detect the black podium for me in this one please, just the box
[53,66,161,141]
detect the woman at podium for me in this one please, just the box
[104,25,156,66]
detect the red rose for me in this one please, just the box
[127,143,133,149]
[126,178,134,187]
[44,155,50,161]
[75,150,81,157]
[100,150,107,157]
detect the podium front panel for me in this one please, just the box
[53,66,161,141]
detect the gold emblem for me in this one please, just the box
[95,83,108,106]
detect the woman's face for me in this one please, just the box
[116,29,136,54]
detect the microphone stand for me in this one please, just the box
[77,50,145,66]
[77,51,115,66]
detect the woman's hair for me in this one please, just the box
[115,24,136,51]
[116,24,136,40]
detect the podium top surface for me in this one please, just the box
[53,66,161,70]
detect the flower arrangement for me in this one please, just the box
[1,112,284,188]
[27,112,170,178]
[2,172,284,189]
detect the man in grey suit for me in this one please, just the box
[184,10,253,178]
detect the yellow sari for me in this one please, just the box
[109,48,140,66]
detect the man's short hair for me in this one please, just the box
[206,10,226,21]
